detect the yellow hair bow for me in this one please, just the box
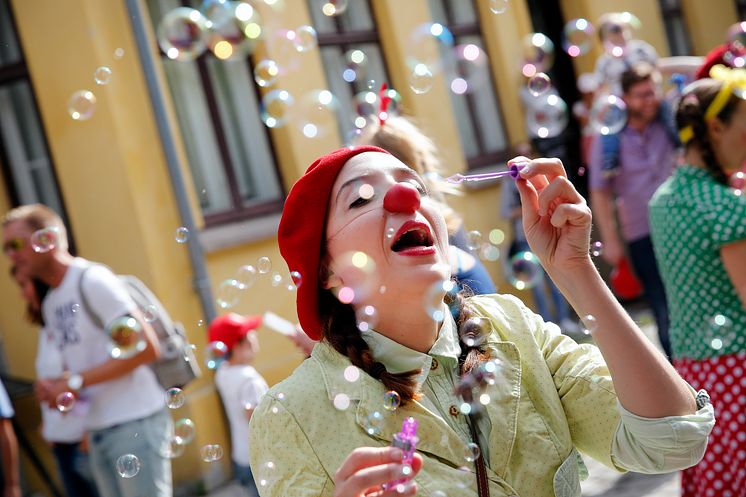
[679,64,746,144]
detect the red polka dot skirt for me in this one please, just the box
[674,353,746,497]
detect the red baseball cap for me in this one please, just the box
[208,313,262,352]
[277,145,390,340]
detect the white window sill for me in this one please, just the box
[199,213,282,253]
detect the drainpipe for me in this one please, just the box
[125,0,216,323]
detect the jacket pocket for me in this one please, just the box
[552,448,586,497]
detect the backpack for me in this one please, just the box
[78,265,201,389]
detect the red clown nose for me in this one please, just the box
[383,183,421,214]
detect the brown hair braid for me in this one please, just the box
[677,79,741,185]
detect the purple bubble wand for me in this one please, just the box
[446,162,528,184]
[383,417,419,491]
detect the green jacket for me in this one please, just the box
[249,294,713,496]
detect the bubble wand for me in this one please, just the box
[383,417,419,490]
[446,162,528,184]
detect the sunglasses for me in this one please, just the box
[3,238,25,254]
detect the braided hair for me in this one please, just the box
[676,79,741,185]
[318,272,493,406]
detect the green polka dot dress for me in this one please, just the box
[649,165,746,360]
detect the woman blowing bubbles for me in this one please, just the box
[250,146,714,497]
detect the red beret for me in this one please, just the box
[208,313,262,352]
[278,146,390,340]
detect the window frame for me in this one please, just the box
[147,0,286,227]
[658,0,693,56]
[0,0,70,232]
[428,0,512,170]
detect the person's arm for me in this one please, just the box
[44,310,160,407]
[590,189,624,265]
[0,419,21,497]
[515,157,695,418]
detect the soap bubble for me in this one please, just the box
[479,243,500,262]
[257,256,272,274]
[216,279,242,309]
[333,251,378,304]
[344,365,360,382]
[464,442,481,462]
[107,316,147,359]
[165,387,186,409]
[409,64,434,94]
[114,48,125,59]
[562,18,594,57]
[423,280,457,321]
[707,314,734,350]
[383,391,401,411]
[506,251,543,290]
[448,43,489,95]
[235,265,258,289]
[270,271,283,287]
[174,418,197,445]
[355,305,378,332]
[488,0,508,14]
[521,32,555,74]
[254,59,280,87]
[406,23,454,75]
[157,7,209,61]
[333,393,350,410]
[590,95,628,135]
[342,49,368,83]
[175,227,189,243]
[527,72,551,97]
[525,93,568,139]
[116,454,141,478]
[320,0,347,16]
[261,90,294,128]
[30,227,59,253]
[581,314,598,335]
[205,341,229,370]
[488,229,505,246]
[467,231,482,251]
[56,392,76,413]
[287,271,302,290]
[292,25,317,52]
[365,411,384,436]
[143,305,158,323]
[200,444,224,462]
[68,90,97,121]
[203,0,263,60]
[297,90,339,139]
[162,437,186,459]
[591,241,604,257]
[94,66,113,85]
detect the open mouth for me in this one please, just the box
[391,221,435,253]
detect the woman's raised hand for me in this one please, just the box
[511,157,593,274]
[333,447,423,497]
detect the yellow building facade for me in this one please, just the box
[0,0,738,493]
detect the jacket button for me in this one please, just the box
[430,358,439,370]
[449,405,459,417]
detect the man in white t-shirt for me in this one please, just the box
[2,204,171,497]
[208,313,268,497]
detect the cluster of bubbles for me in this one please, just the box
[67,46,121,121]
[214,256,300,311]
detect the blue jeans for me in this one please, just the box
[233,461,260,497]
[628,236,672,359]
[88,409,172,497]
[52,442,100,497]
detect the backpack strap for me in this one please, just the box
[78,265,105,330]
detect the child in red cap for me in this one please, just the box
[250,146,713,497]
[208,313,266,496]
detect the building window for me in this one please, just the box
[736,0,746,20]
[427,0,509,169]
[145,0,284,226]
[0,0,66,219]
[306,0,390,142]
[658,0,693,56]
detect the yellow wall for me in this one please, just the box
[682,0,738,55]
[0,0,726,492]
